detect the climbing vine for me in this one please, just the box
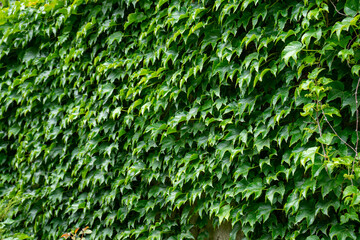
[1,0,360,239]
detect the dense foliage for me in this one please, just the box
[1,0,360,239]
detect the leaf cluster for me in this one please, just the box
[1,0,360,239]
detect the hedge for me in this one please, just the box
[1,0,360,239]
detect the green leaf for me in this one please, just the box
[254,137,270,152]
[213,61,235,82]
[282,41,303,65]
[344,0,360,16]
[13,233,32,239]
[331,17,352,39]
[295,203,315,226]
[107,31,124,45]
[128,99,143,113]
[124,12,147,29]
[265,182,285,204]
[243,178,264,200]
[340,208,360,224]
[300,147,318,167]
[22,47,39,66]
[217,204,231,224]
[256,204,273,222]
[329,224,356,240]
[316,132,335,145]
[351,65,360,76]
[343,186,359,198]
[308,68,324,79]
[233,163,252,180]
[229,223,242,240]
[338,48,354,62]
[306,236,320,240]
[315,198,340,216]
[284,192,300,215]
[300,103,314,117]
[8,126,20,137]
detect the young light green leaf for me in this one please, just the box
[282,41,303,65]
[316,132,335,145]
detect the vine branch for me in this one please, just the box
[321,107,357,154]
[316,100,328,161]
[352,78,360,175]
[319,78,360,183]
[329,0,349,17]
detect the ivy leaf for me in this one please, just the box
[306,237,320,240]
[344,0,360,16]
[124,12,146,29]
[202,29,221,50]
[23,47,39,67]
[229,223,242,240]
[218,204,231,224]
[351,65,360,76]
[284,192,300,215]
[343,186,360,198]
[233,163,252,180]
[295,203,315,226]
[340,208,360,224]
[107,31,124,45]
[282,41,303,65]
[316,132,335,145]
[256,204,273,222]
[254,137,270,152]
[331,17,352,39]
[243,178,264,200]
[265,182,285,204]
[300,147,318,167]
[329,224,356,240]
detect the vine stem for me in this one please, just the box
[319,78,360,184]
[352,78,360,176]
[329,0,349,17]
[321,107,357,154]
[315,100,328,161]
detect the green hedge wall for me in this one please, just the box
[1,0,360,239]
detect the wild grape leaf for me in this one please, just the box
[256,204,273,222]
[124,12,146,29]
[218,204,231,224]
[254,137,270,152]
[329,224,356,240]
[107,31,124,45]
[23,47,39,66]
[265,182,285,204]
[284,192,300,215]
[300,147,318,167]
[340,208,360,224]
[233,163,252,180]
[295,203,315,226]
[306,237,320,240]
[344,0,360,16]
[243,178,263,200]
[282,41,303,65]
[316,132,335,145]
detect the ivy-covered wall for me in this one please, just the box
[1,0,360,239]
